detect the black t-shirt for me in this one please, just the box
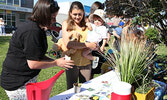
[0,20,48,90]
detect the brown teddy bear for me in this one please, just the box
[52,31,82,57]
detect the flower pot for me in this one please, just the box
[134,87,155,100]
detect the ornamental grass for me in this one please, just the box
[103,34,156,85]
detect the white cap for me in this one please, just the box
[89,9,106,23]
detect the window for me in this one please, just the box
[0,9,4,13]
[12,21,15,26]
[7,0,13,5]
[21,0,26,5]
[19,13,26,22]
[5,11,16,26]
[3,14,6,21]
[0,14,3,19]
[12,15,15,20]
[0,0,6,4]
[14,0,19,6]
[7,13,11,21]
[12,14,15,26]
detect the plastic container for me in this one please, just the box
[111,81,132,100]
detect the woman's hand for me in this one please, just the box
[55,57,74,70]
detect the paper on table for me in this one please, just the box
[69,77,115,100]
[50,70,120,100]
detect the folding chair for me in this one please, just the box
[26,70,64,100]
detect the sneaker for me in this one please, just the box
[92,57,99,69]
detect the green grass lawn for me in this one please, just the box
[0,36,11,100]
[0,36,167,100]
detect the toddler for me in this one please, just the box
[82,9,108,68]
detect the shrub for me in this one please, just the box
[145,27,160,44]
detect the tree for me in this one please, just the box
[105,0,167,46]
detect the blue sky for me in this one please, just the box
[34,0,106,6]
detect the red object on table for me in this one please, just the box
[26,70,64,100]
[111,92,131,100]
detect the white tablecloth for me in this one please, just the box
[50,70,120,100]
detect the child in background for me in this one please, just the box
[112,21,124,52]
[82,9,108,68]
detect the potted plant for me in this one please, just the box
[133,69,156,100]
[134,86,155,100]
[104,34,156,99]
[134,85,155,100]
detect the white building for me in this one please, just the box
[0,0,33,27]
[56,2,71,24]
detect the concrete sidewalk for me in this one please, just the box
[0,34,13,36]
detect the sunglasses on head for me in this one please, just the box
[51,0,58,8]
[54,0,58,8]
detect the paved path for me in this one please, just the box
[0,34,12,36]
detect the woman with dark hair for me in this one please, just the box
[90,1,104,15]
[0,0,74,99]
[62,1,97,89]
[88,1,104,23]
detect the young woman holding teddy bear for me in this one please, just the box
[61,1,97,89]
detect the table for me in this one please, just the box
[50,70,120,100]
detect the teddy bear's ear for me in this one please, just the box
[78,33,82,42]
[69,34,73,40]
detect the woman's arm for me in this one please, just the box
[62,21,70,46]
[27,56,74,70]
